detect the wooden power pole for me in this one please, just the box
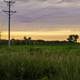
[3,0,16,47]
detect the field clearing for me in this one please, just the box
[0,44,80,80]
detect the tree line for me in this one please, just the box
[0,34,79,45]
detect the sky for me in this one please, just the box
[0,0,80,40]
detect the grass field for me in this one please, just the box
[0,44,80,80]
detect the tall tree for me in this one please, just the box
[67,34,79,43]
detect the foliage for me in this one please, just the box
[67,34,79,43]
[0,44,80,80]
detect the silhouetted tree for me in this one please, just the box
[24,36,27,40]
[28,37,31,40]
[24,36,27,45]
[67,34,79,43]
[28,37,31,45]
[11,38,15,45]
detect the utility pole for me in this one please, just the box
[3,0,16,47]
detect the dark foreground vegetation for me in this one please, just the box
[0,44,80,80]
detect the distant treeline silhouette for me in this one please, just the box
[0,34,79,45]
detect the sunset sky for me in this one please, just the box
[0,0,80,41]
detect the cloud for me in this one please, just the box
[13,0,80,24]
[15,7,80,25]
[1,0,80,26]
[1,0,80,8]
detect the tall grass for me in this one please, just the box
[0,44,80,80]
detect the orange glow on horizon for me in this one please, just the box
[0,30,80,42]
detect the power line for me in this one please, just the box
[3,0,16,47]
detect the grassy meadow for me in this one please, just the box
[0,44,80,80]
